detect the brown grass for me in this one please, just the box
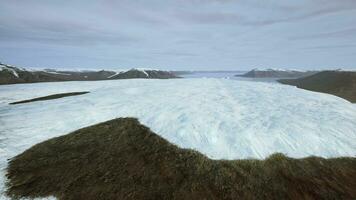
[6,118,356,200]
[278,71,356,103]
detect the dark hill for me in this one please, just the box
[6,118,356,200]
[0,64,67,84]
[237,69,317,78]
[278,71,356,103]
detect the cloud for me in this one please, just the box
[290,28,356,40]
[302,44,356,50]
[0,4,140,46]
[0,25,139,46]
[169,0,356,27]
[150,51,198,57]
[0,0,355,70]
[174,11,242,25]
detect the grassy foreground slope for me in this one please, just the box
[10,92,89,105]
[278,71,356,103]
[6,118,356,200]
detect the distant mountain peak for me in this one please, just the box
[0,63,179,85]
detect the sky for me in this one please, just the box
[0,0,356,71]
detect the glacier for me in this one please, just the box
[0,78,356,199]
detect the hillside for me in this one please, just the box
[237,68,317,78]
[278,71,356,103]
[109,68,178,79]
[0,63,178,85]
[6,118,356,200]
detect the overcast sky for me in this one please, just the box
[0,0,355,70]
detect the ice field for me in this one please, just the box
[0,78,355,198]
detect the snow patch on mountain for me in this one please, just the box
[0,65,19,77]
[45,71,71,76]
[334,68,356,72]
[107,71,121,78]
[141,70,149,77]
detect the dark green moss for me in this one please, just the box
[279,71,356,103]
[6,118,356,200]
[10,92,89,105]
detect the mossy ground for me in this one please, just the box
[6,118,356,200]
[278,71,356,103]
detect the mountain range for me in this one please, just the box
[0,63,178,85]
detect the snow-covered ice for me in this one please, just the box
[0,78,356,198]
[44,71,71,76]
